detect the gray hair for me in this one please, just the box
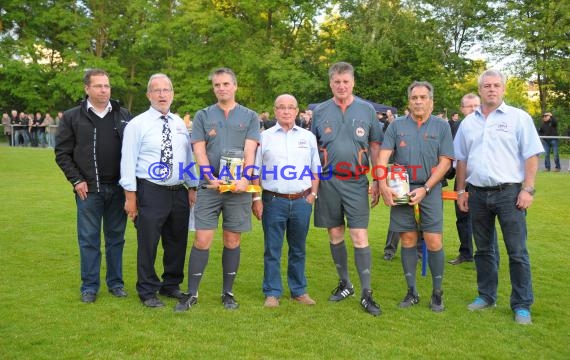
[460,93,480,106]
[407,81,434,99]
[147,73,173,93]
[328,62,354,80]
[478,69,506,87]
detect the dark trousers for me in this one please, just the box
[76,184,126,294]
[469,184,533,310]
[135,180,190,300]
[454,201,473,259]
[384,230,423,256]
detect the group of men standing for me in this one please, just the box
[54,63,543,325]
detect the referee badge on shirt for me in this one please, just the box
[355,127,366,137]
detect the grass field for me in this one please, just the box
[0,146,569,359]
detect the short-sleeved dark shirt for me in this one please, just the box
[191,103,260,177]
[382,115,454,184]
[311,97,383,177]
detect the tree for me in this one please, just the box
[494,0,570,115]
[329,0,464,112]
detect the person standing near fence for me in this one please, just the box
[55,68,132,303]
[2,113,11,145]
[538,112,561,172]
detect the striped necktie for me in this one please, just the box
[160,115,173,180]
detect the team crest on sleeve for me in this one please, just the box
[356,127,365,137]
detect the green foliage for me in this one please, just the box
[1,147,570,358]
[0,0,568,118]
[494,0,570,113]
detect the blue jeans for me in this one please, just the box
[469,184,533,310]
[543,139,560,170]
[76,183,127,294]
[261,193,312,297]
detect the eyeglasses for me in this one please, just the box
[150,88,173,95]
[275,105,298,111]
[90,84,111,90]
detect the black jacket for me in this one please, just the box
[55,98,131,192]
[538,116,558,137]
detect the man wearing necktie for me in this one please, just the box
[120,73,198,308]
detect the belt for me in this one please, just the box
[264,188,311,200]
[137,178,187,191]
[468,183,520,192]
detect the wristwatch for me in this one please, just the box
[522,186,535,195]
[423,185,431,195]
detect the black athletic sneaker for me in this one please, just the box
[328,280,355,301]
[399,287,420,308]
[360,289,382,316]
[222,292,239,310]
[174,294,198,312]
[429,289,444,313]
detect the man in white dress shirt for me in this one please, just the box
[252,94,320,308]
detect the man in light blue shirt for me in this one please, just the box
[454,69,544,325]
[120,73,198,308]
[251,94,320,308]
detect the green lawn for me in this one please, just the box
[0,146,568,359]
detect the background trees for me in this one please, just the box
[0,0,568,130]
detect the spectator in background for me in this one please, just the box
[9,110,18,146]
[183,112,193,132]
[261,111,276,130]
[2,113,11,145]
[29,112,39,147]
[538,112,560,172]
[296,110,307,128]
[44,113,55,148]
[303,109,313,129]
[15,112,30,146]
[448,112,460,138]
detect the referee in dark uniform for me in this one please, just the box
[120,74,198,308]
